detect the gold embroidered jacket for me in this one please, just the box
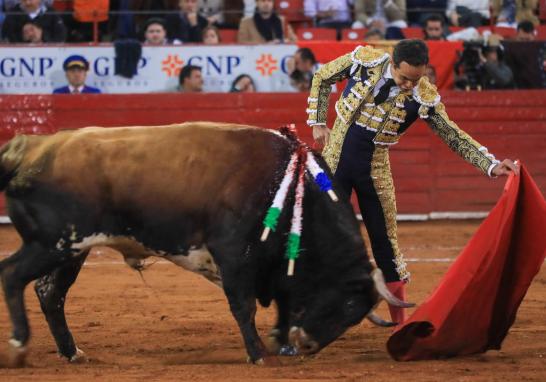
[307,45,500,175]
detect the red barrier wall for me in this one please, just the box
[0,91,545,217]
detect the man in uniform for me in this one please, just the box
[53,55,101,94]
[307,39,518,324]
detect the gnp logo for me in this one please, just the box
[255,54,278,76]
[162,54,184,77]
[161,54,242,77]
[0,57,54,77]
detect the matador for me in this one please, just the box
[307,39,519,324]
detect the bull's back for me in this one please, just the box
[11,123,290,219]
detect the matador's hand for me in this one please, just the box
[312,125,330,148]
[492,159,520,177]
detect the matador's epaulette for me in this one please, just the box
[412,77,441,119]
[351,45,390,68]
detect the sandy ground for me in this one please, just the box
[0,220,544,382]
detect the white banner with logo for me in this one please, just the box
[0,44,299,94]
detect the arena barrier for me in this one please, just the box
[0,91,544,219]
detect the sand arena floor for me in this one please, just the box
[0,220,544,381]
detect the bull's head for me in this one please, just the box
[288,273,377,354]
[279,176,412,355]
[287,268,412,355]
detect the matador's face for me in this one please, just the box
[390,60,427,91]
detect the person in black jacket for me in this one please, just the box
[479,43,514,89]
[2,0,66,42]
[165,0,208,43]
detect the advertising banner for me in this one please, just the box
[0,44,299,94]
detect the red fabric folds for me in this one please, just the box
[387,164,546,361]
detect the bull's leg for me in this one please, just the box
[210,243,276,364]
[207,208,278,365]
[267,293,292,354]
[0,243,63,367]
[34,253,88,363]
[221,271,271,364]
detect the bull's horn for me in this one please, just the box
[366,312,397,327]
[371,269,415,308]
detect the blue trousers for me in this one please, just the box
[333,123,407,282]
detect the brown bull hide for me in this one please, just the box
[0,122,378,367]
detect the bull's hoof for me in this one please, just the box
[247,355,281,366]
[7,340,28,368]
[68,348,88,364]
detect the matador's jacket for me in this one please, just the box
[306,45,501,282]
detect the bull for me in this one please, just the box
[0,122,408,367]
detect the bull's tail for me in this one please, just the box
[0,135,28,191]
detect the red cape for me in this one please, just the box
[387,165,546,361]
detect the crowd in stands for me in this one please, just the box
[0,0,544,92]
[1,0,543,44]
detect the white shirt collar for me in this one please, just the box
[372,62,400,99]
[69,85,84,93]
[384,63,394,80]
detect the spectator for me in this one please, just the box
[287,47,317,91]
[304,0,353,29]
[294,47,317,74]
[166,0,209,43]
[199,0,223,25]
[423,13,446,40]
[179,64,204,92]
[492,0,539,28]
[229,74,256,92]
[364,27,385,41]
[446,0,490,27]
[112,0,179,39]
[22,20,43,42]
[515,20,536,41]
[354,0,407,30]
[480,42,514,89]
[237,0,296,43]
[143,17,181,44]
[2,0,67,42]
[202,24,220,44]
[200,0,244,27]
[406,0,447,26]
[53,55,101,94]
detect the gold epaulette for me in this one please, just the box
[413,77,441,107]
[413,77,441,119]
[351,45,390,68]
